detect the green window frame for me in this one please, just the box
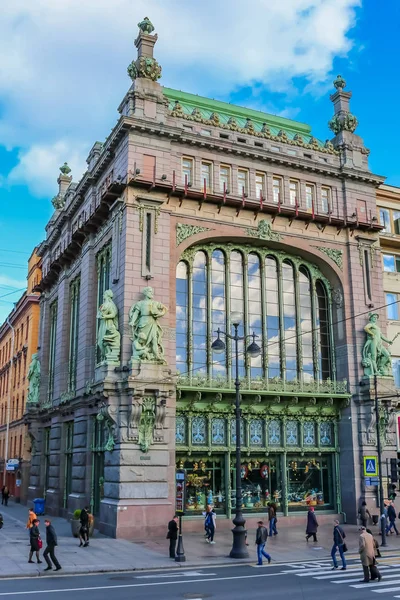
[48,300,58,401]
[96,244,112,364]
[68,278,80,392]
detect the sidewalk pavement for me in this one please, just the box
[1,500,400,578]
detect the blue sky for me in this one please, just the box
[0,0,398,323]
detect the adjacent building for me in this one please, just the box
[0,250,41,501]
[26,18,398,538]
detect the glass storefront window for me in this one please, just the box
[230,418,245,445]
[268,419,281,445]
[286,420,298,445]
[303,421,315,446]
[179,458,226,514]
[287,455,333,511]
[211,418,226,444]
[231,458,281,511]
[249,419,264,446]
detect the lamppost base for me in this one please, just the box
[229,526,249,559]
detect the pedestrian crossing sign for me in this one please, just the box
[364,456,378,477]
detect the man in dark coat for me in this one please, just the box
[43,519,62,571]
[386,501,399,535]
[306,506,318,542]
[331,519,346,570]
[167,515,179,558]
[255,520,271,566]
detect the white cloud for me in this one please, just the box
[7,141,87,197]
[0,0,360,196]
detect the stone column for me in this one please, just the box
[68,408,90,515]
[45,418,61,513]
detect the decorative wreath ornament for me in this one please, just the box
[260,464,269,479]
[240,465,249,479]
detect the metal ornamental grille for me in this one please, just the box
[176,244,335,383]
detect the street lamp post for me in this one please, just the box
[374,374,387,547]
[212,312,261,559]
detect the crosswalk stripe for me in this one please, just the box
[373,587,400,594]
[331,573,400,585]
[296,565,395,578]
[351,580,400,589]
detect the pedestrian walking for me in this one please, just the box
[28,519,42,564]
[2,486,9,506]
[167,515,178,559]
[26,508,37,542]
[43,519,62,571]
[366,528,381,561]
[331,519,347,570]
[386,501,399,535]
[255,520,271,566]
[305,506,318,542]
[359,526,381,583]
[204,505,216,544]
[358,500,371,528]
[79,506,90,547]
[267,502,278,536]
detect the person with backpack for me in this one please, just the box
[204,505,216,544]
[386,500,399,535]
[331,519,347,570]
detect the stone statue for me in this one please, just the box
[362,313,397,377]
[97,290,121,364]
[27,353,41,404]
[138,17,155,34]
[129,287,167,363]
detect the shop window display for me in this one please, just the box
[231,459,281,511]
[177,458,225,514]
[287,455,333,511]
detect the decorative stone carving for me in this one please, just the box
[127,56,162,82]
[365,405,377,444]
[27,354,40,404]
[313,246,343,270]
[333,74,346,90]
[245,219,281,242]
[332,288,344,308]
[385,408,397,446]
[176,223,211,245]
[328,113,358,135]
[362,313,397,377]
[97,290,121,364]
[59,162,71,176]
[129,287,167,363]
[96,403,117,452]
[138,396,156,452]
[137,16,155,34]
[51,194,65,210]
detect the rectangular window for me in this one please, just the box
[96,244,112,364]
[237,169,248,195]
[48,300,58,401]
[182,157,193,185]
[63,422,74,508]
[392,358,400,389]
[43,427,51,495]
[145,212,152,271]
[305,184,315,210]
[255,173,265,200]
[289,180,299,206]
[357,199,367,222]
[386,293,399,320]
[383,254,400,273]
[68,278,80,392]
[201,161,212,192]
[219,165,231,193]
[321,187,331,214]
[272,177,282,204]
[380,208,391,233]
[394,211,400,235]
[143,154,156,180]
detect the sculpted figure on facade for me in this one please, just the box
[362,313,396,377]
[97,289,121,364]
[27,353,41,404]
[129,287,167,363]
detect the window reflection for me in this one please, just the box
[176,247,333,382]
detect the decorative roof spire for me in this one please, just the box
[328,75,358,135]
[127,17,162,82]
[52,163,72,210]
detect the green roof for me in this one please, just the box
[163,87,318,143]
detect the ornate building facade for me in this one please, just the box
[26,18,398,537]
[0,250,41,502]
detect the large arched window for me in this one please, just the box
[176,245,334,384]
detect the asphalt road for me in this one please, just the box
[2,555,400,600]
